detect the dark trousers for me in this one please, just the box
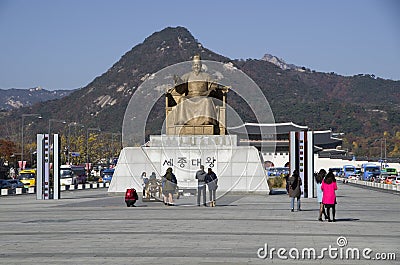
[326,205,336,220]
[197,184,206,206]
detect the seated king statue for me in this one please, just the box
[172,55,220,126]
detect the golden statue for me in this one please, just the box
[166,55,229,135]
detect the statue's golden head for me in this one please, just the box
[192,54,202,74]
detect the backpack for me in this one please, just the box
[171,174,177,184]
[291,179,297,190]
[206,172,217,183]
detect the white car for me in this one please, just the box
[394,176,400,185]
[348,174,359,181]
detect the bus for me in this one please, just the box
[18,169,36,188]
[361,163,381,181]
[342,165,356,179]
[60,165,87,185]
[382,167,398,176]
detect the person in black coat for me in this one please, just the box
[288,169,302,212]
[205,168,218,207]
[163,167,177,206]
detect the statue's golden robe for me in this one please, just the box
[174,71,217,125]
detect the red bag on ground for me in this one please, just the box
[125,188,138,207]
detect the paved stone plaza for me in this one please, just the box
[0,182,398,264]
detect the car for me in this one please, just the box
[394,176,400,185]
[348,174,359,181]
[101,168,114,183]
[377,175,386,183]
[384,176,396,184]
[375,172,388,183]
[18,169,36,188]
[6,179,25,189]
[0,179,13,189]
[267,167,289,177]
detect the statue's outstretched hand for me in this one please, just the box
[221,85,230,93]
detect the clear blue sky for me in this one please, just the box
[0,0,399,90]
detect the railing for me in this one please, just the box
[338,177,400,192]
[0,182,110,196]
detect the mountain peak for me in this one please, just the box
[145,26,195,42]
[111,26,229,76]
[139,26,199,53]
[261,53,305,72]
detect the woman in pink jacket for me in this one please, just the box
[321,170,338,222]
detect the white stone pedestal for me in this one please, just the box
[109,135,269,194]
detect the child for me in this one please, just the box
[315,169,328,221]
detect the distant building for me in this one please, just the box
[227,123,400,170]
[228,122,343,154]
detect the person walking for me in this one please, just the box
[162,167,177,206]
[205,167,218,207]
[148,172,160,198]
[316,169,328,221]
[9,167,16,179]
[321,170,338,222]
[195,165,207,206]
[288,169,302,212]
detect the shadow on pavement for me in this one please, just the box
[334,218,360,222]
[269,189,288,195]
